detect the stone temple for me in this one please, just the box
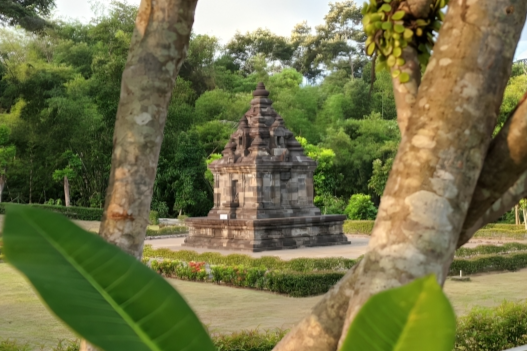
[184,83,349,252]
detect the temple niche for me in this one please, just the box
[184,83,349,252]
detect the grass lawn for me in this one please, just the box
[1,262,527,349]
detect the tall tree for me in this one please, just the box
[273,1,527,350]
[0,125,15,202]
[0,0,55,31]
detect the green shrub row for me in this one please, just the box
[149,258,346,297]
[0,203,103,221]
[145,226,188,237]
[342,220,527,240]
[143,246,355,272]
[450,252,527,276]
[455,242,527,258]
[343,220,374,235]
[472,228,527,240]
[4,300,527,351]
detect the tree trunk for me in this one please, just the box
[81,1,198,351]
[98,0,198,260]
[516,205,520,225]
[523,207,527,230]
[273,1,527,350]
[64,176,70,207]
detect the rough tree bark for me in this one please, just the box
[81,1,198,351]
[273,1,527,350]
[63,176,70,207]
[98,0,198,260]
[391,46,421,136]
[458,94,527,245]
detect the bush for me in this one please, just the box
[314,194,347,215]
[144,246,355,272]
[455,242,527,258]
[449,252,527,275]
[213,329,287,351]
[178,215,189,223]
[0,203,103,221]
[344,194,377,220]
[343,220,374,235]
[473,228,527,240]
[149,210,159,225]
[149,258,346,297]
[455,301,527,351]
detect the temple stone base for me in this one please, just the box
[184,215,350,252]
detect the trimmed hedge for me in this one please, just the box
[455,242,527,258]
[0,203,103,221]
[343,220,527,240]
[149,258,345,297]
[450,252,527,276]
[146,226,188,237]
[144,246,355,272]
[343,220,374,235]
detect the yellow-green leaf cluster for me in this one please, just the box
[362,0,448,83]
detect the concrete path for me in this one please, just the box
[148,235,371,259]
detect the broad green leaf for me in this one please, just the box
[380,4,392,12]
[3,205,216,351]
[391,11,405,20]
[367,42,376,56]
[381,22,392,30]
[394,24,405,34]
[403,28,414,39]
[340,275,456,351]
[399,72,411,83]
[391,69,401,78]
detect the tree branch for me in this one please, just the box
[457,92,527,247]
[406,0,434,18]
[462,171,527,241]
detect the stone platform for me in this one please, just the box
[184,215,349,252]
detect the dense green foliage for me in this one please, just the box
[0,1,400,217]
[344,193,377,219]
[1,1,525,217]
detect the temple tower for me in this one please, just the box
[184,83,349,252]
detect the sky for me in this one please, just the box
[54,0,527,60]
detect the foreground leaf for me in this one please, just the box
[3,205,215,351]
[340,275,456,351]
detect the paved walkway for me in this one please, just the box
[148,235,371,259]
